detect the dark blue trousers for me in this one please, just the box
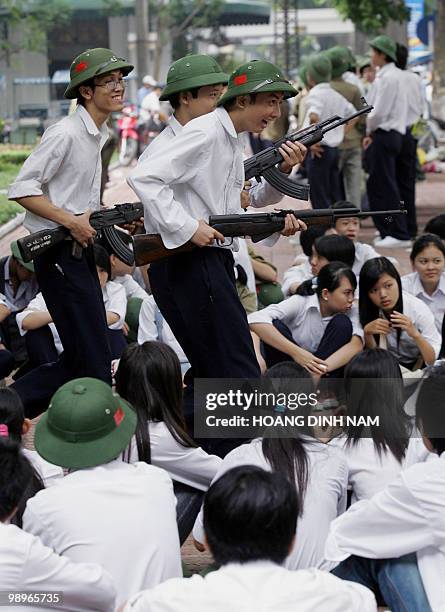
[306,146,342,209]
[12,242,111,418]
[396,129,418,238]
[263,314,353,377]
[366,129,410,240]
[150,247,260,456]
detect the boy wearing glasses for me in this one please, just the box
[8,48,133,415]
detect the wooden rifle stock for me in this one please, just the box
[134,234,195,266]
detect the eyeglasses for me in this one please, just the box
[95,78,127,91]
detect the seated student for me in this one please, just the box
[0,387,62,488]
[93,244,128,359]
[331,201,381,275]
[402,234,445,333]
[137,297,190,374]
[0,240,38,367]
[249,262,363,375]
[192,361,349,571]
[116,341,221,544]
[0,441,116,610]
[0,297,15,379]
[424,212,445,242]
[233,239,258,315]
[282,225,329,296]
[249,246,284,308]
[359,257,441,368]
[123,465,376,611]
[325,362,445,612]
[23,377,182,608]
[329,349,431,503]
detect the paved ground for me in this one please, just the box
[6,168,445,572]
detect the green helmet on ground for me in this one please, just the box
[369,35,397,63]
[35,377,137,469]
[159,54,228,101]
[325,46,350,79]
[64,47,134,99]
[217,59,298,106]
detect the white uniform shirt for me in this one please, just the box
[282,258,313,297]
[2,257,38,312]
[325,452,445,611]
[248,293,364,352]
[114,274,150,301]
[124,421,221,491]
[23,460,182,608]
[233,238,256,294]
[304,83,355,148]
[102,280,127,330]
[342,71,365,94]
[22,448,63,487]
[0,522,115,611]
[8,105,109,233]
[382,291,441,363]
[402,271,445,333]
[193,438,348,571]
[352,242,380,276]
[366,63,408,135]
[16,292,63,354]
[137,296,188,364]
[124,561,376,612]
[400,70,424,127]
[329,436,433,503]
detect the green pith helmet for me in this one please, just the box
[35,377,137,469]
[306,54,332,84]
[159,54,228,101]
[10,240,34,273]
[325,46,350,79]
[357,54,372,71]
[64,48,134,99]
[217,59,298,106]
[369,35,397,63]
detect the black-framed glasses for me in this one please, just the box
[95,78,127,91]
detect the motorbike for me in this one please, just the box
[117,104,139,166]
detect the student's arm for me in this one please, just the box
[250,331,267,373]
[251,257,277,283]
[21,311,53,331]
[137,298,159,343]
[325,335,363,373]
[20,529,116,611]
[104,283,127,330]
[390,308,439,365]
[363,319,391,349]
[0,302,11,323]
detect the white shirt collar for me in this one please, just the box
[311,82,331,91]
[377,63,395,78]
[169,114,184,136]
[413,272,445,298]
[215,107,238,139]
[76,105,108,141]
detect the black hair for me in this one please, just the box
[410,233,445,262]
[0,440,36,522]
[297,260,357,298]
[416,362,445,454]
[359,257,403,345]
[223,93,258,112]
[116,341,195,463]
[93,243,112,280]
[424,214,445,240]
[168,86,200,110]
[203,465,298,566]
[359,61,371,76]
[314,234,356,269]
[76,77,96,106]
[331,200,360,214]
[396,43,408,70]
[344,349,411,462]
[300,224,329,258]
[0,388,25,444]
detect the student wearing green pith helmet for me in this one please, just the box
[129,59,307,457]
[8,48,133,416]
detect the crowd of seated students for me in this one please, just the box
[1,208,445,610]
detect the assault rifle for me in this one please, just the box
[17,202,144,266]
[133,205,406,266]
[244,97,373,201]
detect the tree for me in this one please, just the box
[432,0,445,120]
[0,0,72,63]
[316,0,410,34]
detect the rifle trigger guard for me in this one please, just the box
[216,237,233,247]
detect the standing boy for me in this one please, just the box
[8,48,133,414]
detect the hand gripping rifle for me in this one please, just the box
[17,202,143,266]
[244,97,373,201]
[133,205,407,266]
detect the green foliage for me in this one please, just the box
[315,0,410,33]
[0,151,29,165]
[0,0,72,61]
[0,199,23,225]
[0,162,24,225]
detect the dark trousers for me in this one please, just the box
[366,130,410,240]
[0,347,15,379]
[263,314,353,377]
[150,247,260,456]
[12,242,111,418]
[0,313,28,364]
[396,129,418,238]
[173,481,204,546]
[306,146,342,209]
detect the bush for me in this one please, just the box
[0,151,29,165]
[0,199,23,225]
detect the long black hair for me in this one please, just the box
[0,388,25,443]
[297,258,357,298]
[116,341,195,463]
[409,233,445,263]
[261,362,315,514]
[344,349,411,462]
[359,257,403,345]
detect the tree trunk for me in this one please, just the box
[432,0,445,121]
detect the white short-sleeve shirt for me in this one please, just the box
[402,271,445,334]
